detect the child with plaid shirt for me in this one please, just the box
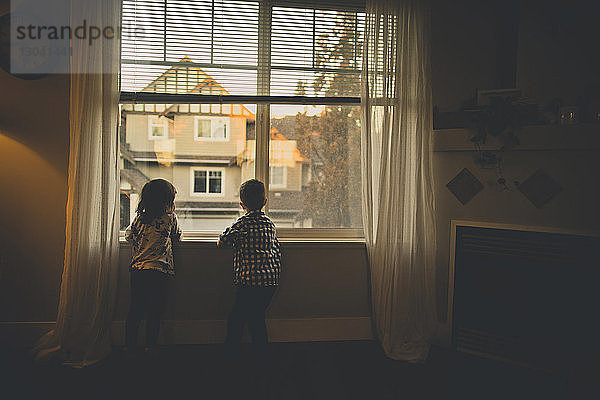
[217,179,281,358]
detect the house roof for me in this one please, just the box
[142,57,229,95]
[140,57,254,118]
[235,127,308,167]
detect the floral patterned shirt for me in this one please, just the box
[219,210,281,287]
[125,212,181,276]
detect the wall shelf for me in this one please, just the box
[433,124,600,152]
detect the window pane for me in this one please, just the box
[149,116,167,138]
[214,120,227,139]
[197,120,211,138]
[270,7,364,96]
[120,103,255,232]
[269,104,362,228]
[151,126,163,137]
[120,191,131,230]
[120,0,259,95]
[208,171,222,193]
[194,170,207,192]
[270,166,284,186]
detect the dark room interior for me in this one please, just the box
[1,0,599,399]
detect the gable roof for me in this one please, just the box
[140,57,254,118]
[142,57,229,95]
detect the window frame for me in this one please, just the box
[190,167,226,197]
[119,0,365,239]
[193,116,230,142]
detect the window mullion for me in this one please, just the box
[163,0,167,62]
[210,0,215,64]
[256,0,271,212]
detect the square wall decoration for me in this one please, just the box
[446,168,484,205]
[518,169,562,208]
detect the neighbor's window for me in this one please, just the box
[194,116,229,141]
[148,116,168,139]
[269,165,286,188]
[119,0,364,233]
[191,168,224,196]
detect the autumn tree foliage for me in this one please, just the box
[294,12,362,227]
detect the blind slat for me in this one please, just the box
[121,0,363,98]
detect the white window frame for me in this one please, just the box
[269,165,287,189]
[193,116,230,142]
[147,115,168,140]
[119,1,365,239]
[190,167,226,197]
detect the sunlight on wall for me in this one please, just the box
[0,132,66,265]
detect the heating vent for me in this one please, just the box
[455,327,562,371]
[452,224,600,371]
[460,233,571,261]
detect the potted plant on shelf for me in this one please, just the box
[465,94,539,190]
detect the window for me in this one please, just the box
[191,168,224,196]
[194,117,229,141]
[148,115,168,139]
[269,165,286,189]
[120,0,364,235]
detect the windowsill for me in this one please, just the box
[120,229,366,247]
[193,138,229,142]
[119,238,366,249]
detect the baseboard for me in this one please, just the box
[1,317,373,347]
[111,317,374,345]
[0,322,55,347]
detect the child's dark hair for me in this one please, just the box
[136,179,176,223]
[240,179,266,211]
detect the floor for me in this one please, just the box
[1,341,596,400]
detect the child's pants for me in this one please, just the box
[225,286,276,356]
[126,269,168,347]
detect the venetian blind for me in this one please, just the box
[120,0,364,100]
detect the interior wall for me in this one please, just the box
[516,0,600,108]
[432,136,600,326]
[430,0,600,331]
[115,242,371,321]
[431,0,500,112]
[432,0,600,114]
[0,80,69,322]
[0,0,69,323]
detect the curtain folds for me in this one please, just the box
[33,0,121,367]
[361,0,437,362]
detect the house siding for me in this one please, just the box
[134,163,242,203]
[125,113,247,157]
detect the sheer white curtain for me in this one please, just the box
[361,0,437,362]
[33,0,121,367]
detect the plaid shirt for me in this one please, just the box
[219,210,281,287]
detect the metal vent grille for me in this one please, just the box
[452,225,600,372]
[455,327,563,371]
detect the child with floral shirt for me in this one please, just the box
[125,179,181,351]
